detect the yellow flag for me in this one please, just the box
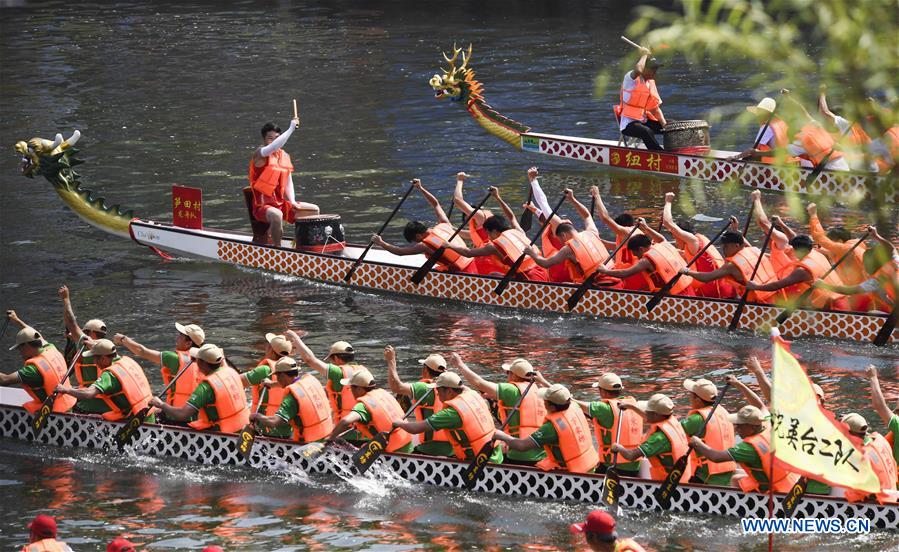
[770,334,880,494]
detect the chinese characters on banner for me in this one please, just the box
[172,185,203,229]
[608,148,679,174]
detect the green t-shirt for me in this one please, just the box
[588,401,640,471]
[243,363,290,437]
[496,382,546,463]
[244,363,274,385]
[350,400,414,453]
[427,407,503,463]
[409,382,453,457]
[160,350,183,375]
[681,413,734,485]
[68,342,107,412]
[728,439,773,490]
[638,429,672,458]
[92,363,154,422]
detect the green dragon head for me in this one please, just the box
[429,44,484,104]
[14,131,83,179]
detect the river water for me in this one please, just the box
[0,1,897,550]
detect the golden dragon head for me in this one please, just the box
[14,131,81,178]
[429,44,484,103]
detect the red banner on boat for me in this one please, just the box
[608,147,678,174]
[172,185,202,229]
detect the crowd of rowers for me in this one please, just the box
[617,48,898,172]
[2,288,897,504]
[368,169,898,313]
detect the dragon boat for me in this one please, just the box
[0,389,895,530]
[428,45,891,201]
[13,131,899,346]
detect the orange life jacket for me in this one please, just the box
[420,222,475,272]
[725,246,785,303]
[356,388,414,452]
[22,539,70,552]
[795,124,843,165]
[641,241,695,294]
[758,118,793,164]
[190,367,250,433]
[737,429,801,493]
[286,374,334,443]
[444,388,496,461]
[839,123,872,146]
[249,359,290,417]
[787,249,846,309]
[326,363,361,423]
[613,538,648,552]
[491,229,538,273]
[688,406,737,476]
[644,416,693,482]
[540,225,571,282]
[593,397,644,466]
[413,379,451,444]
[496,381,547,440]
[163,350,200,408]
[469,211,508,276]
[249,149,293,198]
[100,356,153,422]
[21,346,76,414]
[876,127,899,173]
[618,75,661,121]
[844,433,898,504]
[541,404,600,474]
[873,258,899,303]
[564,231,611,283]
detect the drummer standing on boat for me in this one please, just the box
[616,46,667,151]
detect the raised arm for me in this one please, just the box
[385,345,413,397]
[454,172,490,227]
[750,190,789,250]
[491,187,523,233]
[57,285,85,342]
[286,330,329,376]
[865,365,894,425]
[636,218,666,244]
[566,189,598,234]
[662,193,700,250]
[591,187,629,237]
[414,179,450,225]
[114,334,162,365]
[869,226,896,254]
[449,352,498,399]
[255,118,298,160]
[5,310,28,330]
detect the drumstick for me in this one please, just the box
[293,99,298,120]
[621,36,648,52]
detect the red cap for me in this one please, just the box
[202,547,224,552]
[107,537,137,552]
[28,515,57,539]
[569,509,617,538]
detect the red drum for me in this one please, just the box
[663,120,711,155]
[294,215,346,253]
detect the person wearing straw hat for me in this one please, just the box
[731,97,797,164]
[57,285,110,413]
[611,393,694,482]
[840,412,898,504]
[690,405,800,493]
[239,332,294,438]
[326,367,414,452]
[249,356,334,443]
[393,371,503,463]
[23,514,74,552]
[385,345,453,457]
[495,383,599,474]
[864,365,899,475]
[569,509,647,552]
[453,353,549,466]
[574,373,643,477]
[1,313,77,415]
[681,378,736,485]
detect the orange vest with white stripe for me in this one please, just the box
[190,367,250,433]
[249,149,293,197]
[445,389,496,461]
[564,231,611,283]
[357,388,413,452]
[286,374,334,443]
[594,398,644,466]
[618,75,661,121]
[22,346,76,415]
[795,124,843,165]
[788,249,846,308]
[496,382,547,440]
[491,229,538,273]
[22,539,69,552]
[644,416,693,482]
[100,356,153,421]
[641,241,694,294]
[725,246,784,303]
[421,222,475,272]
[541,404,600,474]
[844,432,898,504]
[413,380,451,444]
[737,430,801,493]
[250,359,290,417]
[758,118,792,164]
[163,350,200,408]
[327,363,361,423]
[688,406,737,476]
[874,258,899,302]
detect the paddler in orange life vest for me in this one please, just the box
[805,203,871,310]
[864,365,899,480]
[494,383,600,474]
[149,344,250,433]
[593,230,697,296]
[445,187,550,282]
[453,353,550,467]
[661,193,735,298]
[814,226,899,312]
[371,179,478,274]
[592,189,650,291]
[453,172,508,276]
[782,90,851,171]
[248,356,334,444]
[747,189,797,279]
[611,393,695,483]
[326,367,414,453]
[56,339,154,422]
[818,88,884,172]
[57,285,110,414]
[249,118,320,246]
[238,332,294,438]
[574,373,643,477]
[616,46,667,151]
[730,97,796,165]
[690,405,801,493]
[385,345,454,457]
[0,314,76,415]
[839,412,898,504]
[570,509,647,552]
[680,378,736,485]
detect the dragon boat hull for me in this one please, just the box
[128,219,897,345]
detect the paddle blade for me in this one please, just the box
[601,468,622,508]
[566,278,594,311]
[493,256,525,296]
[114,408,148,450]
[352,432,389,475]
[873,305,899,347]
[727,300,748,332]
[236,425,257,460]
[519,209,533,232]
[31,399,54,436]
[653,454,689,509]
[410,250,443,285]
[462,441,495,489]
[646,276,680,313]
[781,476,809,518]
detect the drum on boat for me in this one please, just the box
[662,120,710,155]
[294,214,346,253]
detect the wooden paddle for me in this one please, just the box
[775,231,868,325]
[344,181,416,283]
[298,427,356,460]
[519,188,534,231]
[494,193,567,295]
[645,218,732,313]
[114,360,196,450]
[351,388,435,475]
[566,225,640,311]
[781,476,809,517]
[410,190,492,285]
[741,201,755,238]
[654,382,731,509]
[600,407,627,511]
[873,302,899,347]
[463,377,537,489]
[236,387,270,461]
[32,344,85,436]
[727,224,777,332]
